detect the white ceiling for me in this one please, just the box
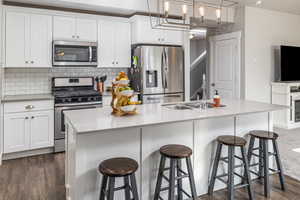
[5,0,300,16]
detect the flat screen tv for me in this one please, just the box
[281,45,300,81]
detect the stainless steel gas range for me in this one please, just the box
[53,77,102,152]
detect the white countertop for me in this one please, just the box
[64,99,288,134]
[2,93,54,102]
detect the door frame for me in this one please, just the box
[209,31,242,99]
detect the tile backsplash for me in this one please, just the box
[3,67,128,96]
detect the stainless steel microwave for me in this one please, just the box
[52,41,98,66]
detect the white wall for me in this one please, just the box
[244,6,300,103]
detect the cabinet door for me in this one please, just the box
[30,110,54,149]
[76,18,97,42]
[29,14,52,68]
[131,16,163,44]
[5,12,30,67]
[98,20,115,67]
[114,22,131,67]
[163,29,183,45]
[4,113,30,153]
[53,16,76,40]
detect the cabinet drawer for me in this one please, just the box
[4,100,54,113]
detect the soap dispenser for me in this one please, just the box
[213,90,221,107]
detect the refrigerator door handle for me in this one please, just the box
[161,50,165,90]
[164,48,169,89]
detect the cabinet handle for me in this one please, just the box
[158,38,161,41]
[25,105,34,110]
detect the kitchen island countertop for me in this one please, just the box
[64,99,288,134]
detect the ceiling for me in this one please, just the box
[4,0,300,16]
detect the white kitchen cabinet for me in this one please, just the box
[53,16,76,40]
[30,110,54,149]
[98,20,131,68]
[3,113,30,153]
[5,11,52,68]
[3,101,54,154]
[131,15,183,45]
[53,16,97,42]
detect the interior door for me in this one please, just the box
[5,12,30,67]
[114,21,131,68]
[76,18,97,42]
[53,16,76,40]
[30,111,54,149]
[210,32,241,99]
[98,20,115,67]
[30,14,52,67]
[4,113,30,153]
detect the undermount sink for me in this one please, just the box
[162,101,216,110]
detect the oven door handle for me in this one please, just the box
[89,46,92,62]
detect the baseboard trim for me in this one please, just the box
[3,147,54,160]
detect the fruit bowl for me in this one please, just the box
[120,90,134,97]
[120,105,136,112]
[114,80,130,85]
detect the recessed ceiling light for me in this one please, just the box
[256,0,262,6]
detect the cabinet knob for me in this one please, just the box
[72,35,75,38]
[77,36,80,39]
[31,116,35,119]
[25,61,29,64]
[116,61,118,64]
[31,61,34,64]
[25,105,34,110]
[25,117,29,120]
[112,61,115,64]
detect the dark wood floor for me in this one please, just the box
[0,153,299,200]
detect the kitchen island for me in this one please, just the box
[64,99,287,200]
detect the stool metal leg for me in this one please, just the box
[154,156,166,200]
[247,136,255,164]
[130,173,139,200]
[262,139,270,198]
[208,143,223,195]
[168,159,176,200]
[107,177,115,200]
[177,160,183,200]
[272,139,286,191]
[228,146,235,200]
[124,176,131,200]
[99,175,108,200]
[241,146,254,200]
[186,157,197,199]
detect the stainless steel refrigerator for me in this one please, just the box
[129,44,185,104]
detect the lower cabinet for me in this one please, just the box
[3,110,54,154]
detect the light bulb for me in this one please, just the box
[164,1,170,17]
[199,6,205,17]
[164,1,170,12]
[182,4,188,15]
[216,8,221,19]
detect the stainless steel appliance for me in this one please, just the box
[129,44,184,104]
[53,77,102,152]
[53,41,98,66]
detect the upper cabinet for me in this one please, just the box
[5,12,52,68]
[98,20,131,68]
[131,15,183,45]
[53,16,97,42]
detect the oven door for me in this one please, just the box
[54,103,102,140]
[53,41,98,66]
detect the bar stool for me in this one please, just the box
[154,144,197,200]
[247,130,285,198]
[208,136,254,200]
[98,157,139,200]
